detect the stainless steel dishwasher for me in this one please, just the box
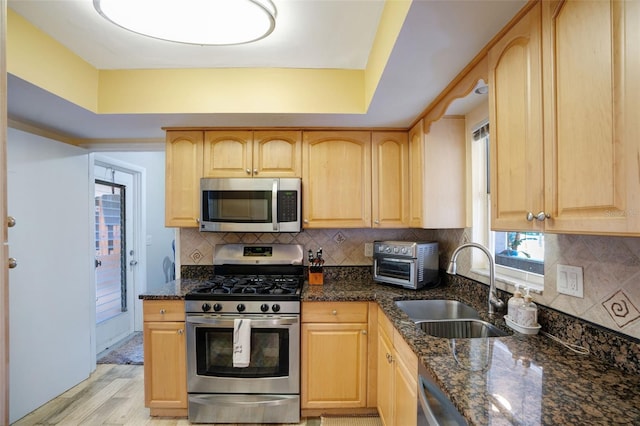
[417,362,468,426]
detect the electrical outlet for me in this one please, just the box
[364,243,373,257]
[557,264,584,298]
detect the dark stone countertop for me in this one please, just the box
[140,278,640,425]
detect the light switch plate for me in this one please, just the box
[557,264,584,298]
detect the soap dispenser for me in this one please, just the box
[507,285,524,322]
[518,289,538,327]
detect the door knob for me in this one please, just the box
[8,258,17,269]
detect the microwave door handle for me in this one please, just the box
[272,179,278,231]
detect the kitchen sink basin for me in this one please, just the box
[395,299,480,322]
[416,319,509,339]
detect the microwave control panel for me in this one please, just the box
[277,191,298,222]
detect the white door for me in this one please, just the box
[94,162,139,353]
[7,128,93,423]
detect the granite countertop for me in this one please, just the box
[140,278,640,425]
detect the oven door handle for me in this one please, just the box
[378,257,413,264]
[272,178,279,231]
[186,315,299,327]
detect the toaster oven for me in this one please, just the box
[373,241,440,290]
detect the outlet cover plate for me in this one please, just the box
[364,243,373,257]
[557,264,584,298]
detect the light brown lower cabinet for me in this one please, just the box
[301,302,371,412]
[143,300,188,417]
[377,306,418,426]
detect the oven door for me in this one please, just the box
[186,314,300,394]
[373,256,417,288]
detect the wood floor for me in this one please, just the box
[12,364,317,426]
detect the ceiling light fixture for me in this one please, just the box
[94,0,277,46]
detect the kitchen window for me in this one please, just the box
[471,122,544,292]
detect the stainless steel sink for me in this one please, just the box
[417,319,508,339]
[395,299,480,322]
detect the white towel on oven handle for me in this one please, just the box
[233,318,251,368]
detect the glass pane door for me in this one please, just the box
[95,180,126,323]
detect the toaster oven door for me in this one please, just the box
[373,256,417,288]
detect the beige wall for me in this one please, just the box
[434,228,640,342]
[179,227,437,267]
[180,226,640,341]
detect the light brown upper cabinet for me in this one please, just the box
[542,0,640,235]
[165,130,203,227]
[372,132,410,228]
[490,0,640,235]
[203,130,302,178]
[409,118,467,229]
[489,2,544,231]
[302,131,372,228]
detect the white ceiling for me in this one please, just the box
[6,0,526,141]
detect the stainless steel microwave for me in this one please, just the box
[200,178,301,233]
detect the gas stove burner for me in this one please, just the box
[192,283,232,295]
[186,274,303,301]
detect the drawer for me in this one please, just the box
[377,306,394,342]
[143,300,185,322]
[302,301,368,323]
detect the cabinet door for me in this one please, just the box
[394,358,417,426]
[376,326,394,426]
[165,130,203,227]
[253,130,302,177]
[372,132,409,228]
[408,120,425,228]
[203,130,253,177]
[301,322,368,409]
[393,331,418,426]
[423,118,467,228]
[489,2,543,231]
[143,321,187,413]
[302,131,371,228]
[542,0,640,234]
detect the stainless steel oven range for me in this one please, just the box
[185,243,304,424]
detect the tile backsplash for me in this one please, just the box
[179,227,640,342]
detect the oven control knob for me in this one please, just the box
[213,303,223,312]
[272,304,281,313]
[260,303,269,312]
[201,303,212,312]
[237,304,246,312]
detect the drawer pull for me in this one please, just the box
[160,309,166,315]
[332,310,337,315]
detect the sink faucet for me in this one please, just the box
[446,242,505,317]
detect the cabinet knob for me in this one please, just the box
[246,169,251,175]
[361,330,367,335]
[7,216,16,228]
[160,309,166,315]
[303,219,309,224]
[527,211,551,222]
[178,329,184,335]
[332,310,337,315]
[374,220,379,225]
[253,169,258,175]
[8,258,17,269]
